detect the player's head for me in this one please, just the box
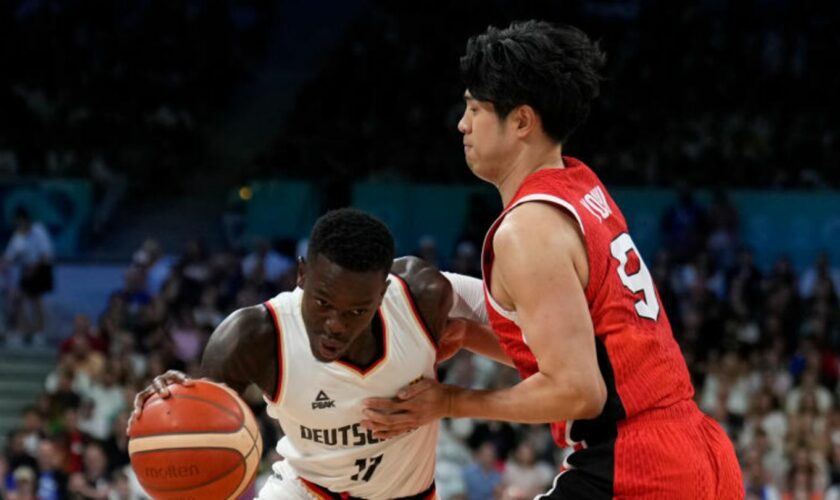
[298,208,395,362]
[458,21,605,179]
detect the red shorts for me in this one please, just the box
[539,401,743,499]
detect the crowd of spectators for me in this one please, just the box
[0,190,838,498]
[0,0,272,194]
[267,0,840,191]
[4,1,838,194]
[2,0,840,498]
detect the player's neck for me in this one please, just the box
[496,145,564,206]
[342,319,381,366]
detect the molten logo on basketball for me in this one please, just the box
[145,464,201,479]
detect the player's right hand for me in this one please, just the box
[127,370,194,435]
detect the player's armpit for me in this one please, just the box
[200,305,277,396]
[441,318,513,367]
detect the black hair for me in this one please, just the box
[461,20,606,143]
[307,208,395,274]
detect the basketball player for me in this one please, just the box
[361,21,744,498]
[131,208,507,499]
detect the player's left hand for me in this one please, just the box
[127,370,194,436]
[361,378,454,439]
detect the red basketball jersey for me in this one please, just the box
[481,157,695,448]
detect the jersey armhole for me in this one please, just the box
[263,301,285,404]
[391,274,439,353]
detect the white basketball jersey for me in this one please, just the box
[262,275,439,499]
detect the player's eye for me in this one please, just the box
[314,298,328,307]
[350,309,367,317]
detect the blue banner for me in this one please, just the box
[0,180,93,259]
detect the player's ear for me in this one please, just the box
[296,256,306,288]
[513,104,538,138]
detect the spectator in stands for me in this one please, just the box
[36,438,68,500]
[462,441,503,500]
[501,441,554,497]
[0,454,8,496]
[744,453,782,500]
[800,253,840,302]
[103,412,130,476]
[132,239,173,297]
[414,235,442,269]
[77,361,126,441]
[60,314,108,356]
[661,187,708,263]
[111,268,152,330]
[7,465,38,500]
[4,430,37,481]
[88,153,128,238]
[18,407,43,458]
[68,441,111,499]
[1,206,54,344]
[707,189,741,270]
[241,239,293,289]
[449,241,481,278]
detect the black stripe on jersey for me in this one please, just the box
[537,440,614,499]
[568,337,627,445]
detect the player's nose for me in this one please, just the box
[324,317,347,336]
[457,113,469,134]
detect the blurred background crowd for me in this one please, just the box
[1,0,839,499]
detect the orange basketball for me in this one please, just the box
[128,380,263,499]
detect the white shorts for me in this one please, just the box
[256,460,315,500]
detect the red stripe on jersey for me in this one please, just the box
[334,310,388,376]
[299,477,336,499]
[392,274,438,352]
[263,301,284,404]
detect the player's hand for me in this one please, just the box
[361,378,454,439]
[436,318,468,363]
[127,370,194,435]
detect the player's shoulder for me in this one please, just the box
[217,305,275,346]
[496,202,582,249]
[390,256,451,337]
[391,257,449,297]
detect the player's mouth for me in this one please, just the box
[318,337,345,360]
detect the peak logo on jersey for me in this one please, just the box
[581,186,611,221]
[312,390,336,409]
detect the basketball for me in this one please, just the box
[127,380,263,499]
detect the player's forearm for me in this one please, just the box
[462,322,514,367]
[446,370,605,423]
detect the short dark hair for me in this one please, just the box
[307,208,395,274]
[461,20,606,143]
